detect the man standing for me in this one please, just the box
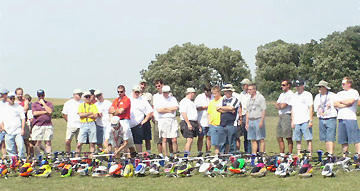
[275,80,294,154]
[334,77,360,157]
[180,88,200,155]
[129,85,153,153]
[0,88,9,158]
[194,85,213,153]
[62,89,83,155]
[239,79,251,153]
[15,87,31,156]
[217,84,240,154]
[94,90,112,150]
[31,89,54,155]
[290,80,313,156]
[0,92,26,158]
[139,80,153,154]
[207,86,223,155]
[155,85,179,158]
[245,84,266,155]
[109,85,135,154]
[77,91,99,156]
[314,80,337,154]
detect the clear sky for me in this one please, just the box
[1,0,359,98]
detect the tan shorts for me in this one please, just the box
[32,125,53,141]
[153,121,162,144]
[23,124,31,140]
[66,127,80,141]
[158,118,179,139]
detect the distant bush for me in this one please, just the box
[52,105,64,119]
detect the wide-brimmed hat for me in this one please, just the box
[186,88,196,93]
[315,80,331,90]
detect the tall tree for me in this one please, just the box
[140,43,251,100]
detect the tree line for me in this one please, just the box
[141,26,360,101]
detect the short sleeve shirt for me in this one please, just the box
[129,96,153,127]
[246,93,266,119]
[219,96,240,127]
[111,95,131,119]
[32,101,54,126]
[62,99,84,128]
[179,97,198,121]
[314,92,337,118]
[78,103,99,123]
[155,95,178,118]
[290,91,313,124]
[277,90,293,115]
[2,103,25,135]
[336,89,359,120]
[207,97,223,126]
[95,100,112,126]
[194,93,214,127]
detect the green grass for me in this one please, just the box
[1,117,360,191]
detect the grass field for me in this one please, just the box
[2,116,360,191]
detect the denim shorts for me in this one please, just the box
[319,118,336,142]
[209,125,227,147]
[78,122,97,144]
[0,131,6,142]
[247,118,266,141]
[338,119,360,144]
[293,122,312,141]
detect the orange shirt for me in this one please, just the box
[111,95,131,119]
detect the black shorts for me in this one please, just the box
[180,120,199,139]
[131,124,144,144]
[142,120,152,141]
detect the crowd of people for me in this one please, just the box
[0,76,359,160]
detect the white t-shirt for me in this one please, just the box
[95,100,112,127]
[62,99,84,128]
[194,93,214,127]
[179,97,198,121]
[277,90,293,115]
[129,96,153,127]
[336,89,359,120]
[290,91,313,125]
[152,93,162,121]
[155,95,178,118]
[314,92,337,118]
[239,91,250,116]
[1,103,25,135]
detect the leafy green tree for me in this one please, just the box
[255,40,301,100]
[140,43,251,100]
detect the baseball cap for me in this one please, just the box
[89,89,95,95]
[94,90,102,96]
[240,79,251,85]
[37,89,45,96]
[186,88,196,93]
[295,80,305,87]
[139,79,146,84]
[0,88,9,95]
[73,89,82,94]
[132,85,141,92]
[111,116,120,127]
[162,85,171,93]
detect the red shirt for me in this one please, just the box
[111,95,131,119]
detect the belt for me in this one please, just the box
[319,117,336,120]
[249,117,260,121]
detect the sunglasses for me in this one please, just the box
[134,91,140,94]
[9,97,15,100]
[95,94,102,97]
[342,83,346,85]
[155,85,161,88]
[84,95,91,98]
[117,91,124,93]
[281,84,287,86]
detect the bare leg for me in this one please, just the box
[172,138,178,154]
[184,138,193,152]
[45,140,51,155]
[251,140,258,154]
[342,143,349,157]
[206,136,211,152]
[214,146,219,155]
[24,139,30,156]
[197,136,204,152]
[157,143,162,154]
[277,138,285,153]
[355,143,360,154]
[326,141,334,154]
[76,143,82,157]
[135,144,142,153]
[236,137,240,150]
[307,140,312,157]
[286,138,293,154]
[65,139,71,153]
[260,139,265,152]
[296,141,302,156]
[168,139,173,154]
[162,138,167,156]
[145,140,151,151]
[1,141,6,158]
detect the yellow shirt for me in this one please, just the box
[207,97,223,126]
[78,103,99,123]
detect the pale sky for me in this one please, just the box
[1,0,359,98]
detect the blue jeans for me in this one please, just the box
[319,118,336,142]
[5,134,25,158]
[226,125,238,153]
[242,115,252,153]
